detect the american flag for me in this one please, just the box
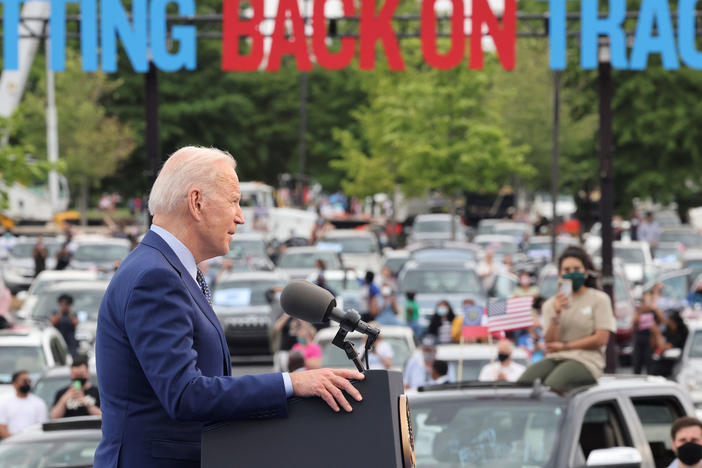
[487,296,534,333]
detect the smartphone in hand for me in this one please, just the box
[558,279,573,300]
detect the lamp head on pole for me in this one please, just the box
[598,37,611,65]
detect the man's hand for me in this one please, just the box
[290,368,364,413]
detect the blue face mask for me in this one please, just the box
[297,337,308,345]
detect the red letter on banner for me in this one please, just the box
[360,0,405,70]
[469,0,515,70]
[222,0,264,71]
[266,0,313,71]
[312,0,356,70]
[420,0,464,69]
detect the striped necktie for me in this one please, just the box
[196,269,213,305]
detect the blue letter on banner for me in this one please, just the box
[580,0,628,69]
[630,0,678,70]
[101,0,148,72]
[2,0,21,70]
[679,0,702,69]
[548,0,567,70]
[150,0,197,71]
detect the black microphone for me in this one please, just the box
[280,280,380,338]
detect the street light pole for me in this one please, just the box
[145,60,161,225]
[551,70,561,264]
[598,41,616,373]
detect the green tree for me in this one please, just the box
[15,51,135,222]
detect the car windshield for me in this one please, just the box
[401,269,483,295]
[412,249,477,263]
[410,397,564,467]
[319,336,411,368]
[477,241,518,256]
[660,231,702,249]
[10,242,60,259]
[32,289,106,321]
[384,257,409,276]
[33,375,99,409]
[322,237,376,254]
[688,331,702,359]
[0,347,46,384]
[213,280,282,308]
[278,252,341,269]
[415,220,452,233]
[74,244,130,263]
[324,278,361,292]
[225,240,267,259]
[0,438,100,467]
[660,275,688,300]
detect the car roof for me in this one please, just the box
[406,241,480,252]
[473,234,518,244]
[414,213,456,221]
[314,325,415,341]
[73,236,131,246]
[217,270,289,282]
[230,232,267,241]
[434,343,529,360]
[43,280,110,292]
[321,230,375,239]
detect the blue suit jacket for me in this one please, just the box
[94,231,288,467]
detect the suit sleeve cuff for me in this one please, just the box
[282,372,293,398]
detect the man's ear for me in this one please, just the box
[187,188,204,220]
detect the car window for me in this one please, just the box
[10,242,61,259]
[0,346,47,384]
[578,401,632,461]
[0,439,100,467]
[409,398,564,467]
[74,244,130,262]
[320,337,411,369]
[414,220,452,233]
[32,289,106,321]
[491,274,517,299]
[660,232,702,249]
[411,249,477,262]
[33,375,99,409]
[631,397,684,468]
[278,252,341,269]
[689,330,702,358]
[661,275,688,301]
[324,278,361,292]
[401,269,483,295]
[321,237,376,254]
[213,280,282,307]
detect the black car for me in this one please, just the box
[0,417,101,467]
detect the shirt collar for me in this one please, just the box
[150,224,198,282]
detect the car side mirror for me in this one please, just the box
[585,447,642,467]
[662,348,682,360]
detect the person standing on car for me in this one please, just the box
[49,294,79,359]
[32,236,48,277]
[0,371,48,439]
[517,246,615,391]
[668,417,702,468]
[50,357,101,419]
[55,241,72,270]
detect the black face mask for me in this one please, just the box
[497,353,510,363]
[18,384,31,394]
[678,442,702,466]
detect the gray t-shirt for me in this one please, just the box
[543,288,616,378]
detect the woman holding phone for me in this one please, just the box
[518,246,615,390]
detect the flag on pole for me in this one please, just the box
[487,296,534,333]
[462,305,488,338]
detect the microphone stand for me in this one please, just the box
[332,327,365,372]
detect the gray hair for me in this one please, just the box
[148,146,237,216]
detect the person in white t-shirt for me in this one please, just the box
[0,370,48,439]
[478,339,526,383]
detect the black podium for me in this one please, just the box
[201,370,414,468]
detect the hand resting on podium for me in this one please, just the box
[290,368,364,412]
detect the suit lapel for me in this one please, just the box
[141,230,231,376]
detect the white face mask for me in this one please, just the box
[437,307,449,316]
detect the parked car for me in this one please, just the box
[675,319,702,410]
[0,326,70,400]
[643,269,695,313]
[276,246,344,280]
[18,280,110,355]
[70,236,131,272]
[33,365,99,410]
[594,241,655,286]
[408,375,695,468]
[475,218,502,236]
[313,325,416,372]
[525,235,579,262]
[1,237,62,293]
[473,234,520,260]
[660,226,702,250]
[16,270,101,321]
[397,260,486,328]
[429,343,529,382]
[222,232,275,270]
[318,229,382,275]
[493,221,533,242]
[0,416,101,466]
[538,264,636,363]
[406,241,481,264]
[408,213,467,244]
[212,270,288,359]
[381,249,410,277]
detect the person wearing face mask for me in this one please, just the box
[290,320,323,369]
[517,246,615,391]
[50,357,101,419]
[668,417,702,468]
[478,339,526,382]
[427,300,456,344]
[514,271,539,298]
[0,370,48,439]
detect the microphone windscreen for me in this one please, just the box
[280,280,335,323]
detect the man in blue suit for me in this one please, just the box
[94,146,363,467]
